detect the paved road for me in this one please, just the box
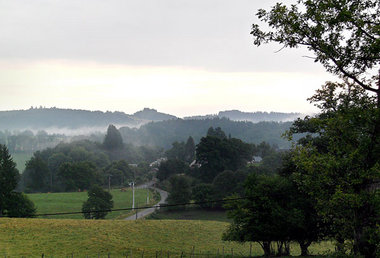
[124,183,168,220]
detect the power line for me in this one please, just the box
[0,197,248,218]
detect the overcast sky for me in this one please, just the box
[0,0,334,117]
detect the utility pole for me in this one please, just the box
[130,181,135,210]
[108,175,111,192]
[146,187,149,204]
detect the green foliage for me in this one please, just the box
[0,144,35,218]
[196,133,252,183]
[58,161,101,191]
[82,185,113,219]
[4,192,35,218]
[207,126,227,139]
[223,174,323,256]
[103,160,134,187]
[157,159,187,181]
[191,184,215,209]
[23,153,50,192]
[103,124,124,150]
[119,118,295,149]
[212,170,246,201]
[167,175,192,208]
[287,82,380,256]
[165,136,196,163]
[21,139,162,192]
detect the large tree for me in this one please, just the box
[250,1,379,256]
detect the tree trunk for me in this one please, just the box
[298,240,311,256]
[260,241,272,257]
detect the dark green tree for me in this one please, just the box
[103,160,134,186]
[192,183,215,209]
[157,159,187,181]
[0,144,35,217]
[103,124,124,150]
[251,1,379,256]
[196,134,252,182]
[82,185,113,219]
[58,161,101,191]
[165,141,186,161]
[5,192,36,218]
[184,136,196,163]
[166,175,192,209]
[23,153,50,192]
[287,82,379,256]
[212,170,247,201]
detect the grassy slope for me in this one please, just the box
[0,218,333,257]
[147,208,231,222]
[28,188,154,219]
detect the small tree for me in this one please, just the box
[82,185,113,219]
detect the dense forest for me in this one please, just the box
[119,118,295,149]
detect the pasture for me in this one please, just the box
[0,218,334,257]
[27,188,154,219]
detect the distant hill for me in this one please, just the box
[0,108,139,131]
[119,117,295,149]
[184,110,301,122]
[0,107,178,132]
[132,108,177,122]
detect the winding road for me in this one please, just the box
[124,181,168,220]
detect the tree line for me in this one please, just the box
[21,125,163,193]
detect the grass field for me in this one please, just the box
[0,218,334,257]
[28,188,154,220]
[147,207,231,222]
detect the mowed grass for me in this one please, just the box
[0,218,334,257]
[27,188,154,219]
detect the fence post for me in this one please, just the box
[250,243,252,257]
[231,248,233,258]
[222,246,225,258]
[141,250,144,258]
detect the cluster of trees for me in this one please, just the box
[224,0,379,257]
[0,130,68,153]
[21,125,162,193]
[0,145,35,218]
[156,127,281,210]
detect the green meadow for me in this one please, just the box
[27,188,154,220]
[0,218,334,257]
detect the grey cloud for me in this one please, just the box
[0,0,317,72]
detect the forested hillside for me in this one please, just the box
[185,110,302,122]
[119,118,295,149]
